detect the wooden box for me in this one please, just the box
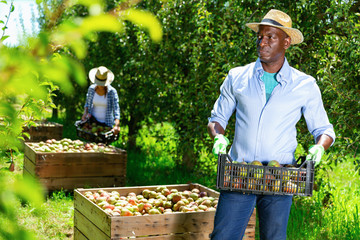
[23,143,127,191]
[23,121,63,142]
[74,183,256,240]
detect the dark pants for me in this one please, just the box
[210,191,293,240]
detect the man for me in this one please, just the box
[207,9,335,240]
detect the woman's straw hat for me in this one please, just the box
[246,9,303,45]
[89,66,114,86]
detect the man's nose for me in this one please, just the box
[259,37,268,46]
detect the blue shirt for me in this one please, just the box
[84,84,120,127]
[209,58,335,165]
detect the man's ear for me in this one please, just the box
[284,36,291,49]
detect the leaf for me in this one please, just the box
[22,132,30,139]
[68,0,103,8]
[123,9,163,43]
[80,14,123,34]
[14,175,45,209]
[69,39,87,59]
[0,102,14,118]
[0,35,9,41]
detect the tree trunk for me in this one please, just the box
[127,115,138,150]
[52,108,58,119]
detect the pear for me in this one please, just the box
[250,160,264,179]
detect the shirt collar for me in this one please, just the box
[254,58,292,84]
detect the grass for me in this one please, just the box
[17,192,74,240]
[287,156,360,240]
[0,124,359,239]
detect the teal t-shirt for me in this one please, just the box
[261,71,279,101]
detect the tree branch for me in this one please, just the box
[0,1,14,41]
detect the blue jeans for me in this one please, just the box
[210,191,293,240]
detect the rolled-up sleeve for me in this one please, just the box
[208,71,237,130]
[303,80,336,145]
[113,90,120,120]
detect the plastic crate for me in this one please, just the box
[75,119,118,144]
[216,154,315,196]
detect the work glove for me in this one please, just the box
[212,134,230,158]
[306,145,325,167]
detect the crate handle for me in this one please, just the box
[219,153,233,162]
[298,156,315,169]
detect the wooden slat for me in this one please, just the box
[23,155,36,176]
[114,232,210,240]
[24,144,37,162]
[75,209,111,240]
[31,152,127,165]
[23,167,35,178]
[110,211,215,238]
[33,162,126,178]
[73,227,89,240]
[23,125,63,142]
[35,152,126,164]
[74,190,112,236]
[40,176,126,191]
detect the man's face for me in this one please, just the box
[256,25,290,64]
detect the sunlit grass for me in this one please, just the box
[287,156,360,240]
[17,191,74,240]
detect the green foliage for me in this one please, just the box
[136,121,178,161]
[1,0,163,238]
[62,0,359,170]
[126,121,216,188]
[0,172,45,240]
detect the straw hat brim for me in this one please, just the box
[89,67,115,86]
[246,22,304,45]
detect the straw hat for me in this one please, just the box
[246,9,303,45]
[89,66,114,86]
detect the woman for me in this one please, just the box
[82,66,120,135]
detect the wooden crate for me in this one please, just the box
[23,122,63,142]
[74,183,256,240]
[23,143,127,191]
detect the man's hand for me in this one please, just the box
[306,145,325,166]
[212,134,230,158]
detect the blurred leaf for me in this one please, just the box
[123,9,163,43]
[13,175,45,209]
[0,102,14,118]
[80,14,123,34]
[0,35,9,42]
[22,132,30,139]
[68,0,104,8]
[70,38,87,59]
